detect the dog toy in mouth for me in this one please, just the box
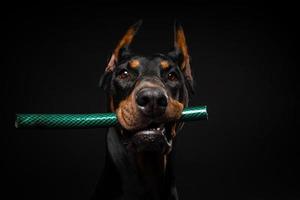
[15,106,208,129]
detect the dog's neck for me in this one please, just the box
[106,127,177,200]
[134,151,166,200]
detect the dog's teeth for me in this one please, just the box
[147,127,163,131]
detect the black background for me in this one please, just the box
[2,1,299,200]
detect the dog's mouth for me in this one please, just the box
[115,87,183,154]
[122,123,173,154]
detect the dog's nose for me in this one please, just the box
[136,87,168,117]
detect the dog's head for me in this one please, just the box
[100,21,194,155]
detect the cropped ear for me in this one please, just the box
[168,21,194,94]
[105,20,142,73]
[99,20,142,90]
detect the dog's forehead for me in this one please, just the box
[130,55,174,72]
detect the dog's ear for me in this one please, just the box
[99,20,142,90]
[105,20,142,73]
[168,21,194,94]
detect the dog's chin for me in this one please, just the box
[124,124,172,154]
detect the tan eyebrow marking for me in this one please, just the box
[129,59,140,69]
[160,60,169,70]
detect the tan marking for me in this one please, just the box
[160,60,169,70]
[129,59,140,69]
[105,54,117,72]
[164,98,184,121]
[175,27,189,70]
[175,25,193,82]
[114,28,136,59]
[116,93,148,131]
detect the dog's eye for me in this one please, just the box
[118,69,130,79]
[167,72,178,81]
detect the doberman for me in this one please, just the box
[91,20,194,200]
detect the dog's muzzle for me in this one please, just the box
[117,79,182,154]
[129,80,171,153]
[136,87,168,118]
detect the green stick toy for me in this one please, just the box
[15,106,207,129]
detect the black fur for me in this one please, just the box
[91,21,193,200]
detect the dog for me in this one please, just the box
[91,20,194,200]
